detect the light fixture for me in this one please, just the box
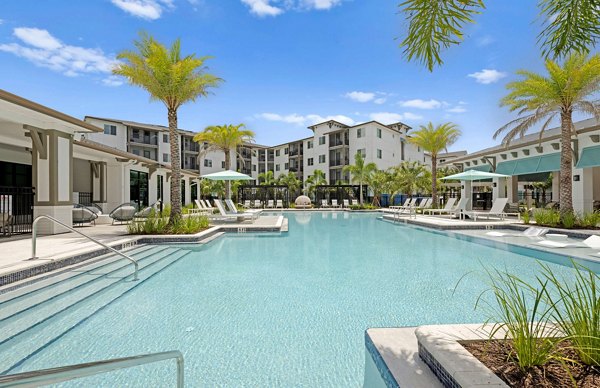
[573,175,580,181]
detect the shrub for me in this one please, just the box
[170,215,209,234]
[478,268,560,371]
[522,211,530,224]
[127,213,208,235]
[533,208,560,227]
[580,211,600,228]
[542,262,600,366]
[561,211,577,229]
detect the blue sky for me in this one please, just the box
[0,0,581,152]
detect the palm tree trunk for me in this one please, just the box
[359,182,363,205]
[224,149,231,199]
[431,156,438,208]
[168,108,182,224]
[559,111,574,216]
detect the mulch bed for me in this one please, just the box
[461,340,600,387]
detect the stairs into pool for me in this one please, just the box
[0,245,192,375]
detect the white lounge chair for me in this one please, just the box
[189,199,210,215]
[0,212,12,235]
[201,199,215,212]
[276,200,284,209]
[536,235,600,249]
[343,199,350,208]
[486,226,549,238]
[351,199,359,206]
[463,198,515,221]
[390,198,413,211]
[211,199,256,222]
[423,197,457,215]
[253,200,262,209]
[321,199,329,208]
[416,198,432,213]
[331,199,340,208]
[225,199,262,219]
[243,200,251,209]
[266,200,275,209]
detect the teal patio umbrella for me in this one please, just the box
[440,169,509,209]
[201,170,253,199]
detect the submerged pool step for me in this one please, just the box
[0,245,169,319]
[0,247,191,375]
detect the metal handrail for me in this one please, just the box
[31,215,139,281]
[0,350,184,387]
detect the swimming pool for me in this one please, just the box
[0,212,585,386]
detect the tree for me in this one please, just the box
[494,53,600,217]
[409,122,461,207]
[389,161,431,199]
[305,169,327,197]
[343,152,377,205]
[367,170,393,206]
[258,171,276,186]
[114,32,221,223]
[398,0,600,71]
[277,172,302,193]
[193,124,255,197]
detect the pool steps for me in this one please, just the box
[0,245,191,374]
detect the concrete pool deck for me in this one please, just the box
[0,215,285,286]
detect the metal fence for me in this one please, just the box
[238,185,295,208]
[78,192,93,206]
[313,185,367,206]
[0,186,35,236]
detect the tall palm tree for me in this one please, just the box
[193,124,255,197]
[277,172,302,193]
[494,53,600,217]
[367,170,393,207]
[114,32,221,223]
[258,171,276,185]
[343,152,378,205]
[390,161,431,199]
[305,169,327,197]
[409,122,461,207]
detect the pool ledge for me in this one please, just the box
[367,324,510,388]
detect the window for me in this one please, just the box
[163,153,169,163]
[132,129,140,139]
[276,150,280,157]
[276,164,280,171]
[163,134,169,143]
[418,146,421,152]
[143,150,151,159]
[307,158,314,166]
[357,128,364,138]
[377,128,382,138]
[285,162,289,170]
[204,159,212,167]
[319,154,326,163]
[377,149,382,159]
[284,148,289,155]
[253,164,256,171]
[319,136,326,145]
[103,124,117,135]
[307,140,313,149]
[359,149,366,158]
[132,149,140,156]
[221,161,225,168]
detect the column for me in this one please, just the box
[30,128,73,234]
[507,176,519,203]
[91,162,107,204]
[492,177,507,201]
[460,180,472,210]
[572,167,593,213]
[105,162,127,213]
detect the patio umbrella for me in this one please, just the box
[201,170,253,199]
[440,169,509,210]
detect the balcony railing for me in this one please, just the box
[329,158,349,167]
[129,137,158,146]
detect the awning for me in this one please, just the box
[576,145,600,168]
[469,164,492,172]
[495,153,560,175]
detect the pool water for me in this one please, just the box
[6,212,582,386]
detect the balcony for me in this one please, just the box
[129,137,158,147]
[329,158,349,167]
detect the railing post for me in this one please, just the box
[176,354,184,388]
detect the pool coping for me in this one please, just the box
[0,215,286,289]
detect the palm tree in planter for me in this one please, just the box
[343,151,377,205]
[193,124,255,198]
[305,169,327,198]
[114,33,221,223]
[390,161,431,200]
[494,53,600,218]
[409,122,461,207]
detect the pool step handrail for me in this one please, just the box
[0,350,184,387]
[31,215,139,281]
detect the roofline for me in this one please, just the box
[0,89,103,133]
[84,115,197,136]
[307,119,350,130]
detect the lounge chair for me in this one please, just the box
[243,200,251,209]
[486,226,549,238]
[415,198,432,213]
[536,235,600,249]
[423,197,457,215]
[109,203,137,224]
[343,199,350,208]
[321,199,329,208]
[0,213,12,235]
[253,200,263,209]
[211,199,256,222]
[225,199,262,219]
[463,198,517,221]
[201,199,215,212]
[351,199,359,206]
[276,200,283,209]
[72,204,98,226]
[134,201,161,219]
[390,198,411,211]
[331,199,340,208]
[189,199,210,215]
[266,200,275,209]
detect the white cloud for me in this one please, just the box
[0,27,121,86]
[446,106,467,113]
[468,69,507,84]
[241,0,283,16]
[369,112,422,124]
[345,91,375,103]
[102,75,124,87]
[373,97,386,105]
[399,99,442,110]
[256,112,355,126]
[476,35,494,47]
[300,0,342,10]
[110,0,174,20]
[0,19,4,25]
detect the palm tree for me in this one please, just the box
[258,171,276,185]
[277,172,302,193]
[389,161,431,200]
[409,122,461,207]
[494,53,600,217]
[114,32,221,223]
[193,124,255,197]
[367,170,393,207]
[305,169,327,197]
[343,152,377,205]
